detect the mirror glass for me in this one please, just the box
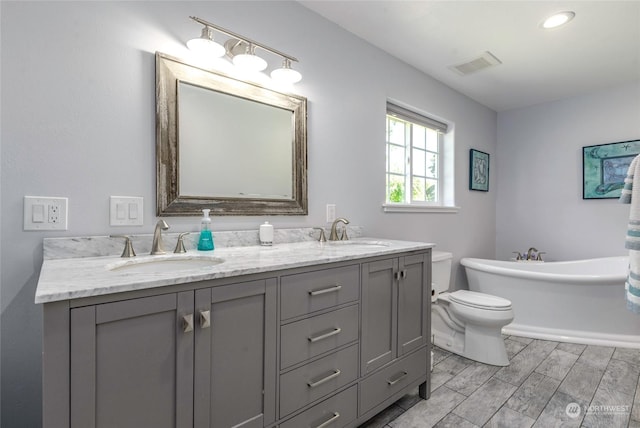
[156,53,307,216]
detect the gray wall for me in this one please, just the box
[1,1,497,425]
[496,82,640,261]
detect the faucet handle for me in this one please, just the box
[110,235,136,258]
[313,227,327,242]
[512,251,522,260]
[340,227,349,241]
[536,252,546,261]
[174,232,190,253]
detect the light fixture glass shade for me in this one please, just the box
[271,59,302,84]
[233,53,268,72]
[541,11,575,29]
[187,27,225,57]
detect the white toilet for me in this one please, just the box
[431,251,514,366]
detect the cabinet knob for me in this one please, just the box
[182,314,194,333]
[199,310,211,329]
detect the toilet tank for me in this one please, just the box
[432,251,453,294]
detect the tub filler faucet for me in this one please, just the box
[513,248,545,261]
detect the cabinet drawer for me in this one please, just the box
[359,347,428,416]
[281,265,360,320]
[280,344,359,417]
[281,305,359,369]
[280,385,357,428]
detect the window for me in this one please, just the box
[385,102,456,212]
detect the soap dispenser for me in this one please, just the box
[259,221,274,246]
[197,209,214,251]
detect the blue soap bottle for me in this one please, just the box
[197,209,214,251]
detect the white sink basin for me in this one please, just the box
[107,254,224,274]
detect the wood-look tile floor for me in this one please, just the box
[359,336,640,428]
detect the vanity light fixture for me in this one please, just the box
[187,16,302,83]
[271,58,302,84]
[227,40,268,72]
[187,26,226,57]
[541,11,575,29]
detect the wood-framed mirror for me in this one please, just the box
[156,52,307,216]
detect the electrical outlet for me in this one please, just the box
[326,204,336,223]
[48,204,59,223]
[24,196,68,231]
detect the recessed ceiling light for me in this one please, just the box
[541,11,575,29]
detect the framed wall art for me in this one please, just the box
[469,149,490,192]
[583,139,640,199]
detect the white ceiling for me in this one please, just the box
[300,1,640,112]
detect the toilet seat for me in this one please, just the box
[449,290,512,311]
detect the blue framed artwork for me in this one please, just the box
[469,149,489,192]
[583,139,640,199]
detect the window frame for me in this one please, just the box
[383,102,459,213]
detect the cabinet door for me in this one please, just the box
[194,279,277,428]
[397,253,430,356]
[70,292,194,428]
[361,258,398,375]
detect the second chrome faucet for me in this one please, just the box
[329,217,350,241]
[151,219,170,255]
[112,220,191,258]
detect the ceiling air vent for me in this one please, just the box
[450,51,502,76]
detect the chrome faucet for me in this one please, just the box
[151,219,170,255]
[526,247,538,260]
[329,217,349,241]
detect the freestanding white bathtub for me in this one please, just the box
[460,256,640,349]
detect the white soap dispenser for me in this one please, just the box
[259,221,273,246]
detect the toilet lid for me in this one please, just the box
[449,290,512,310]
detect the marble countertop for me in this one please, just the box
[35,238,434,304]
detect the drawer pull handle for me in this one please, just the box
[309,285,342,296]
[311,412,340,428]
[308,327,342,343]
[307,369,341,388]
[387,371,408,386]
[199,310,211,329]
[182,314,194,333]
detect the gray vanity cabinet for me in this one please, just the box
[360,253,431,415]
[194,280,277,428]
[361,257,398,375]
[64,278,276,428]
[361,253,430,375]
[42,247,432,428]
[69,292,195,428]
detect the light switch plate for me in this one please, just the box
[326,204,336,223]
[24,196,68,231]
[110,196,143,226]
